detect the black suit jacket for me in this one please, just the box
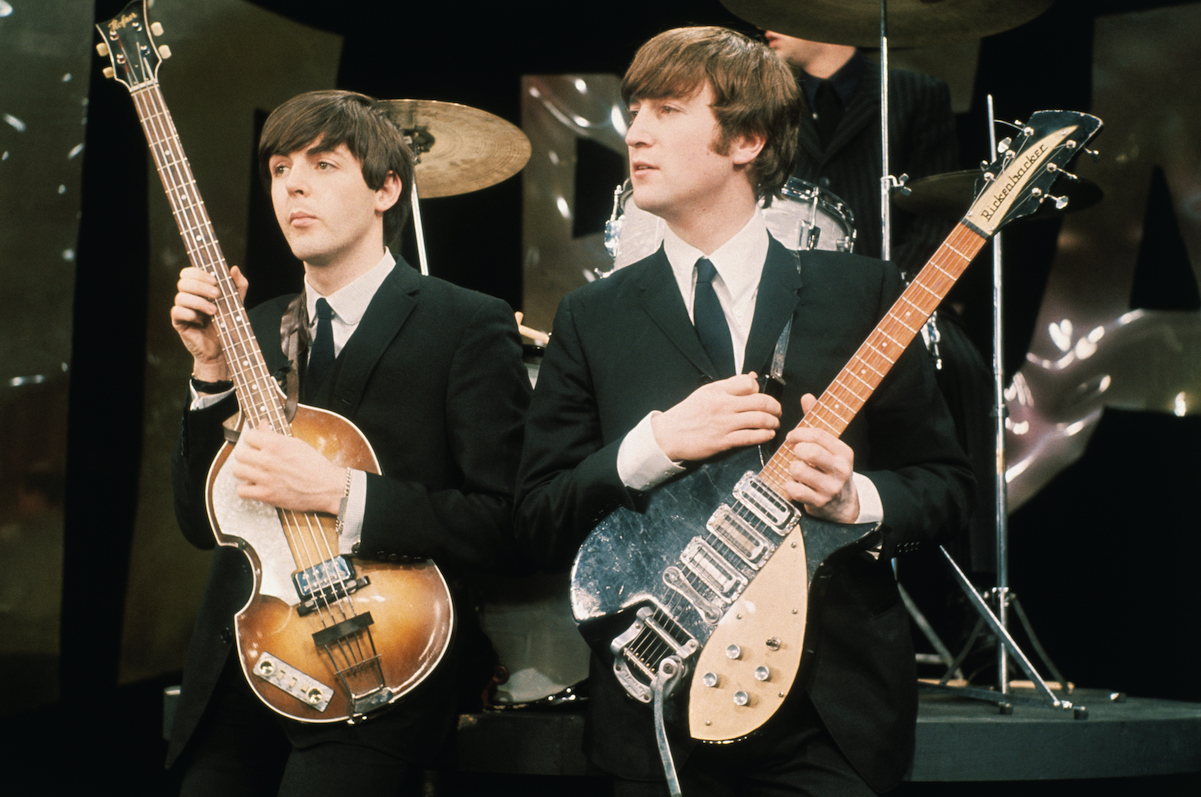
[167,259,530,766]
[795,60,959,277]
[515,238,973,791]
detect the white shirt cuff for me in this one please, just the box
[338,469,367,555]
[852,472,883,525]
[617,412,686,492]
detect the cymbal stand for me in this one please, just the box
[925,96,1083,718]
[403,129,431,275]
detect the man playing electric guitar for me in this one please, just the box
[515,27,973,796]
[168,90,529,794]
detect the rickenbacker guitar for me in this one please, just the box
[571,109,1102,743]
[96,1,454,724]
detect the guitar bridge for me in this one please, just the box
[611,606,698,703]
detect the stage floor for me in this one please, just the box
[457,688,1201,782]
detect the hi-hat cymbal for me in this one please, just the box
[895,169,1103,219]
[383,99,531,198]
[721,0,1054,48]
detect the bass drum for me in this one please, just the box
[602,177,857,273]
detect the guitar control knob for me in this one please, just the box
[733,691,750,706]
[754,666,771,682]
[702,672,719,688]
[725,644,742,660]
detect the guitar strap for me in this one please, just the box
[279,293,309,422]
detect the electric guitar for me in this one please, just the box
[96,1,454,724]
[571,109,1103,742]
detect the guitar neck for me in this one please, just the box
[131,83,286,432]
[759,223,987,493]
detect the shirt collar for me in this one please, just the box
[663,211,769,305]
[304,248,395,327]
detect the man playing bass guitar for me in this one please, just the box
[515,27,973,796]
[168,90,529,795]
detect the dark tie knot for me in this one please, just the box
[696,258,718,284]
[315,297,334,321]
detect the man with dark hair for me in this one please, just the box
[516,27,973,795]
[167,89,529,795]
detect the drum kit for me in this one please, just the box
[385,0,1105,712]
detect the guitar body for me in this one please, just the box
[206,402,455,724]
[571,447,876,740]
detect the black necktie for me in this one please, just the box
[693,258,735,378]
[812,79,842,147]
[306,297,335,397]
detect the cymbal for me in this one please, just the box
[895,169,1103,219]
[721,0,1054,48]
[383,99,531,198]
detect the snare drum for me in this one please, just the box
[602,177,856,274]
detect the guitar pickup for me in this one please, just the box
[294,557,371,616]
[706,504,772,568]
[681,538,747,599]
[734,472,799,535]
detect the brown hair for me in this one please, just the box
[622,27,799,204]
[258,90,414,247]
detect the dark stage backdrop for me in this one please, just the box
[2,0,1199,788]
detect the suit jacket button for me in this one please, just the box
[388,553,401,562]
[376,551,387,560]
[220,628,233,645]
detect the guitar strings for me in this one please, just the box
[137,84,376,687]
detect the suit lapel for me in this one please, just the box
[743,237,803,375]
[635,248,718,378]
[316,260,420,414]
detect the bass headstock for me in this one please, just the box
[94,0,171,92]
[966,110,1103,237]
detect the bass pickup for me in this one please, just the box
[293,556,372,616]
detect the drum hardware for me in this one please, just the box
[602,177,856,275]
[383,99,531,274]
[719,0,1054,49]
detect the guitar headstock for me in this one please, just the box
[966,110,1103,237]
[95,0,171,92]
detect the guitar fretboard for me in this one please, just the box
[131,83,288,434]
[759,223,986,494]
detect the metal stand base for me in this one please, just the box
[919,546,1087,718]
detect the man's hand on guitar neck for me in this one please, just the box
[171,265,249,381]
[231,422,347,516]
[651,373,782,463]
[782,393,860,524]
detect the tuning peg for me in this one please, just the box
[158,44,173,60]
[95,42,110,57]
[1046,163,1080,181]
[996,137,1013,154]
[1085,147,1101,162]
[151,22,165,37]
[103,66,114,80]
